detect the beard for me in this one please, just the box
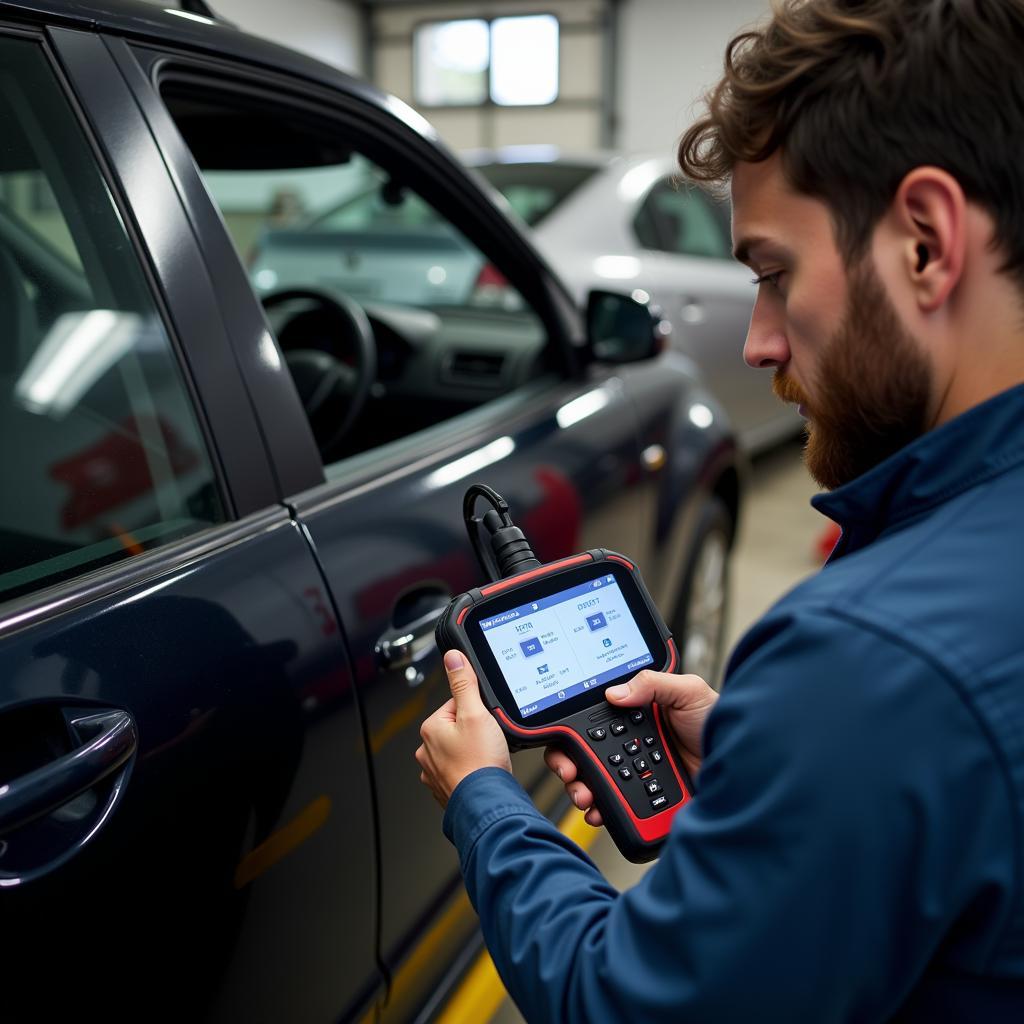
[773,260,932,490]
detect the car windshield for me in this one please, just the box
[474,162,599,226]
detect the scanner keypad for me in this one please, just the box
[573,704,685,818]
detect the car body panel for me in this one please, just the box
[291,368,654,989]
[1,511,381,1023]
[1,23,379,1021]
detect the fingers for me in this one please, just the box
[443,650,485,714]
[544,746,600,818]
[605,669,716,711]
[544,746,578,782]
[567,781,595,811]
[419,698,456,744]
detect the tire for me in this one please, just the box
[670,496,733,689]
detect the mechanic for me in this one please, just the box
[416,1,1024,1019]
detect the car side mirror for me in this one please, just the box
[585,289,670,364]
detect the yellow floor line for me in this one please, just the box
[435,805,598,1024]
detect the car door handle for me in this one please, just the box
[0,710,137,836]
[375,605,449,675]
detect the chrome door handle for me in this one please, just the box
[0,709,137,836]
[375,605,449,675]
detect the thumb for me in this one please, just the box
[605,669,711,712]
[443,650,484,712]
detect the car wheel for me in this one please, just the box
[671,497,732,689]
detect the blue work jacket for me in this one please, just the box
[443,383,1024,1022]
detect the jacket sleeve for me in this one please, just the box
[442,610,1016,1023]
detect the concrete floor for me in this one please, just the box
[490,437,831,1023]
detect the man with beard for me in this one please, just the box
[416,1,1024,1019]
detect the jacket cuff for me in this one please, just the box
[442,767,544,865]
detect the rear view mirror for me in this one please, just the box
[586,289,670,364]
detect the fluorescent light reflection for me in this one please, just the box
[16,310,141,419]
[384,94,437,140]
[426,437,515,489]
[118,572,191,606]
[166,9,216,26]
[557,389,610,429]
[258,330,282,372]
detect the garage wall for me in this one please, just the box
[368,0,611,152]
[616,0,770,156]
[154,0,365,74]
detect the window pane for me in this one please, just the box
[164,86,549,469]
[490,16,559,106]
[635,181,731,259]
[0,40,225,602]
[475,162,599,226]
[414,19,489,106]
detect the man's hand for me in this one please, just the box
[545,670,718,826]
[416,650,512,808]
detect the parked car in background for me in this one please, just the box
[249,175,494,310]
[0,3,741,1022]
[466,148,803,454]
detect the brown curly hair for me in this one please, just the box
[679,0,1024,279]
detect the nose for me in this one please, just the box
[743,292,790,369]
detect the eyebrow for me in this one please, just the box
[732,235,790,267]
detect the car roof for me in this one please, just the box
[9,0,427,139]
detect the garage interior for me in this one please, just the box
[180,2,828,1019]
[2,0,859,1020]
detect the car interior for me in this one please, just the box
[161,83,561,465]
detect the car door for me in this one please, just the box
[633,178,791,448]
[0,24,379,1023]
[124,46,659,1016]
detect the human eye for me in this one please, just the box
[750,271,783,291]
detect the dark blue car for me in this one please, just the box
[0,2,741,1019]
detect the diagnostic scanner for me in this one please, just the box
[435,484,693,863]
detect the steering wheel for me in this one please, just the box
[261,287,377,457]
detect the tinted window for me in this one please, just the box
[475,162,599,226]
[0,40,225,602]
[634,179,731,259]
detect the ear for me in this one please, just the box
[891,167,967,313]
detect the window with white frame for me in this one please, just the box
[414,14,560,107]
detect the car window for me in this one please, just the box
[0,40,226,603]
[634,178,731,259]
[161,82,554,472]
[311,182,449,233]
[474,162,599,227]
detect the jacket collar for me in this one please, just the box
[812,382,1024,556]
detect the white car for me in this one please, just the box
[467,147,802,453]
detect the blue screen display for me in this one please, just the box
[479,574,654,717]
